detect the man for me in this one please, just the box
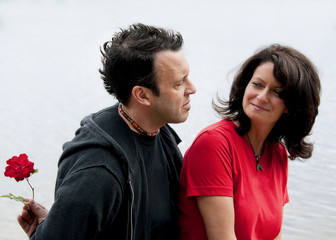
[18,23,196,239]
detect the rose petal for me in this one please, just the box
[4,154,35,181]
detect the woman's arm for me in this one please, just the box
[274,209,284,240]
[196,196,237,240]
[274,231,282,240]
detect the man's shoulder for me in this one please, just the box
[59,146,126,178]
[160,124,181,145]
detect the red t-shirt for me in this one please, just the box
[179,120,289,240]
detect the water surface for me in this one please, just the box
[1,0,335,239]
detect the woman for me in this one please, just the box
[178,44,321,240]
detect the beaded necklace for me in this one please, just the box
[119,104,160,137]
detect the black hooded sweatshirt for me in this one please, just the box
[30,104,183,240]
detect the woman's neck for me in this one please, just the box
[245,124,272,156]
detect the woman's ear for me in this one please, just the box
[131,86,151,106]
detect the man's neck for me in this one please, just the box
[118,103,161,136]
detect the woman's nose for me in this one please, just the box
[257,89,269,102]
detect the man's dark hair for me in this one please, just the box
[99,23,183,104]
[213,44,321,160]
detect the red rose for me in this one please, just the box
[4,154,35,182]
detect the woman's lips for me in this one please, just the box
[252,103,268,111]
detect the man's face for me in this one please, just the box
[149,50,196,126]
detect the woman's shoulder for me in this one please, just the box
[267,141,288,162]
[196,119,238,139]
[186,119,239,152]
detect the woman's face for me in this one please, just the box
[242,62,288,129]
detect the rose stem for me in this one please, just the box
[26,178,34,199]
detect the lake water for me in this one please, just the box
[0,0,335,239]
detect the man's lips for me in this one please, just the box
[183,100,191,109]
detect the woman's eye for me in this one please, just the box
[273,89,282,96]
[252,81,262,87]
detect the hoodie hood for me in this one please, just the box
[58,104,140,182]
[58,103,182,185]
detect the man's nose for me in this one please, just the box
[185,78,196,95]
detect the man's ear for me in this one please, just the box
[131,86,151,106]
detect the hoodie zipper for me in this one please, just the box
[128,180,134,240]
